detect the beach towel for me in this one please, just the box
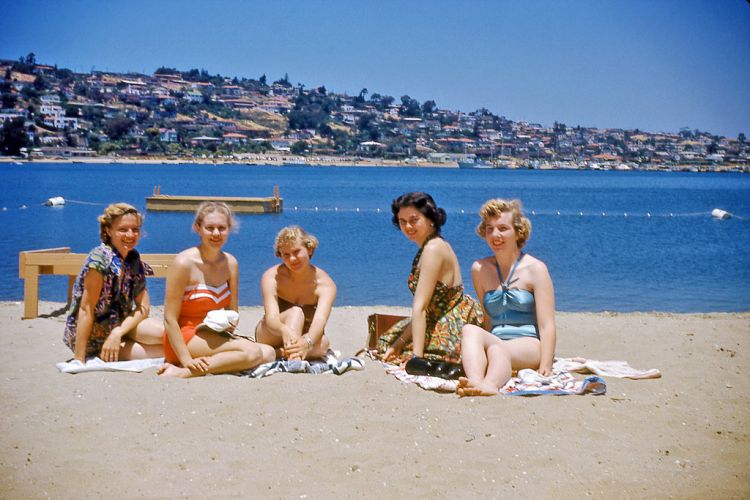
[56,357,164,374]
[238,351,365,378]
[553,357,661,379]
[380,362,606,396]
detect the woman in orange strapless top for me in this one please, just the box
[158,202,274,377]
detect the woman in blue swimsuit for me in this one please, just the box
[457,199,557,397]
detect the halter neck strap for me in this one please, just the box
[495,252,524,288]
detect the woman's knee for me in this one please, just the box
[461,324,485,343]
[286,306,305,325]
[240,341,274,366]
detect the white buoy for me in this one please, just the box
[711,208,732,219]
[45,196,66,206]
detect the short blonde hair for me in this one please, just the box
[98,203,143,244]
[476,199,532,248]
[193,201,237,230]
[274,225,319,257]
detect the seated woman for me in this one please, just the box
[159,202,274,377]
[377,192,483,365]
[457,199,556,397]
[255,226,336,360]
[63,203,163,362]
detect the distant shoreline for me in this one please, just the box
[1,156,746,172]
[0,156,454,168]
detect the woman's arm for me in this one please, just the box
[163,254,196,367]
[227,253,239,312]
[101,287,151,362]
[259,267,287,332]
[116,288,150,336]
[410,241,444,357]
[531,260,556,376]
[73,270,104,362]
[471,260,492,331]
[304,269,336,346]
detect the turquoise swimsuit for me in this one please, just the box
[483,254,539,341]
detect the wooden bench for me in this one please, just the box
[18,247,175,319]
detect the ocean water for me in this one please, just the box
[2,162,749,312]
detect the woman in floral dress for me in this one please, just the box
[378,192,482,365]
[63,203,163,362]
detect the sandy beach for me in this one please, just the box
[0,301,747,498]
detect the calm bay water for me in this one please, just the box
[2,162,749,312]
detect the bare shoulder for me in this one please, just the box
[472,256,495,273]
[173,248,198,270]
[261,264,283,282]
[424,236,455,260]
[224,251,238,269]
[523,254,550,278]
[314,266,336,288]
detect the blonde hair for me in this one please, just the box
[98,203,143,244]
[476,199,532,248]
[274,225,319,257]
[193,201,237,230]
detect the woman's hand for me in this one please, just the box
[284,336,311,361]
[100,328,124,362]
[537,363,553,377]
[183,356,210,374]
[383,339,404,362]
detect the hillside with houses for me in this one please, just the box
[1,53,747,171]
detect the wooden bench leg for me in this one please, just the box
[23,265,40,319]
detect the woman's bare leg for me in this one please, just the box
[128,317,164,344]
[159,332,275,378]
[458,325,503,396]
[120,340,164,360]
[255,306,305,358]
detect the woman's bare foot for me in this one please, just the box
[456,376,499,397]
[157,363,192,378]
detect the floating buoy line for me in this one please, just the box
[0,197,743,221]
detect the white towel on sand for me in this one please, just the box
[553,357,661,379]
[56,357,164,374]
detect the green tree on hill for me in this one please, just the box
[290,141,308,154]
[421,100,437,116]
[274,73,292,87]
[104,116,135,140]
[0,117,29,156]
[400,95,422,117]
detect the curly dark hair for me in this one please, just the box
[391,192,447,235]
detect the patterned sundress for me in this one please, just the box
[377,235,483,363]
[63,244,153,357]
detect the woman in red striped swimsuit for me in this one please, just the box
[158,202,274,377]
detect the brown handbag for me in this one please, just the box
[366,313,408,350]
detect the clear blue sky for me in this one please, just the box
[2,0,749,137]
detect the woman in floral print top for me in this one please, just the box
[377,192,483,364]
[63,203,163,362]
